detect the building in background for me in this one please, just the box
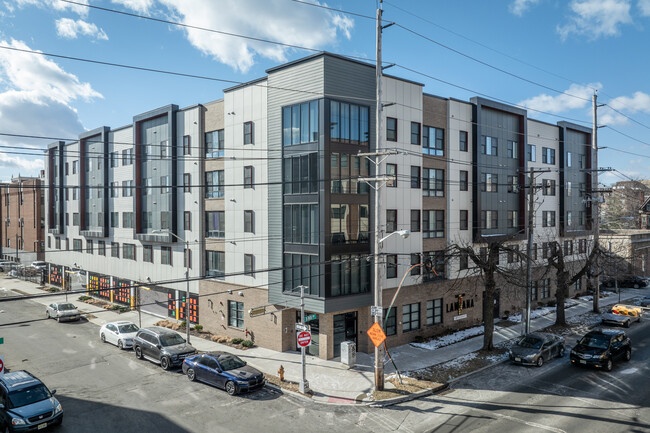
[0,174,45,264]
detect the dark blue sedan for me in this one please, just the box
[182,352,265,395]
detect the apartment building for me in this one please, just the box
[42,52,595,360]
[0,175,45,263]
[44,105,203,320]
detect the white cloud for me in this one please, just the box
[509,0,542,16]
[115,0,354,73]
[0,39,101,178]
[519,83,601,113]
[15,0,89,16]
[599,91,650,125]
[639,0,650,15]
[111,0,154,14]
[56,18,109,40]
[557,0,633,40]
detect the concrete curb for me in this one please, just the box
[367,383,449,408]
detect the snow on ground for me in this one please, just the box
[437,352,478,369]
[410,326,485,351]
[506,302,577,323]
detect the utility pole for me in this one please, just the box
[592,92,601,313]
[523,168,550,334]
[374,0,385,392]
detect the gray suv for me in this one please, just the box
[133,326,197,370]
[0,371,63,432]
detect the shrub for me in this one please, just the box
[413,336,426,343]
[180,320,187,328]
[78,295,92,301]
[231,338,244,345]
[242,340,254,348]
[194,324,203,332]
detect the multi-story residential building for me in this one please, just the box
[44,105,203,320]
[0,175,45,263]
[43,52,596,360]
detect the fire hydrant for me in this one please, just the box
[278,365,285,382]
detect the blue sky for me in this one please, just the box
[0,0,649,185]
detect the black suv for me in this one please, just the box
[570,329,631,371]
[133,326,197,370]
[0,371,63,432]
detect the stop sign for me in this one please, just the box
[297,330,311,347]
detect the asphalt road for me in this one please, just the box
[1,286,649,433]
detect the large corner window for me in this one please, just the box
[206,251,225,278]
[423,126,444,156]
[283,101,319,145]
[205,130,224,158]
[206,211,225,238]
[329,100,369,145]
[205,170,224,198]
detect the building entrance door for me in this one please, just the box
[333,312,357,358]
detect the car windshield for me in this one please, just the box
[579,336,610,349]
[518,336,543,349]
[218,355,246,371]
[159,333,185,346]
[118,324,139,333]
[58,303,76,311]
[7,385,51,409]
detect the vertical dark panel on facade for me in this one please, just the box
[134,122,142,234]
[79,139,86,231]
[102,130,109,237]
[471,103,479,242]
[559,125,566,236]
[518,115,526,231]
[170,110,178,238]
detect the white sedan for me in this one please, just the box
[99,321,139,349]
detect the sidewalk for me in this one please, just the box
[2,276,647,404]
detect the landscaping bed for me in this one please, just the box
[77,295,130,313]
[154,320,255,350]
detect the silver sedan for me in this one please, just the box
[99,321,139,349]
[46,302,81,322]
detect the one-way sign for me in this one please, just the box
[295,323,308,331]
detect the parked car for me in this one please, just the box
[30,261,47,271]
[602,276,648,289]
[0,370,63,432]
[132,326,196,370]
[570,329,631,371]
[182,352,265,395]
[508,332,566,367]
[45,302,81,322]
[601,304,642,328]
[639,296,650,308]
[0,261,16,273]
[99,321,139,350]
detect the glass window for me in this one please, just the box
[122,212,133,228]
[507,140,518,158]
[460,210,468,230]
[161,246,172,265]
[244,254,254,277]
[122,180,133,197]
[183,173,191,193]
[423,210,444,238]
[244,210,254,233]
[386,254,397,279]
[384,308,397,336]
[459,131,468,152]
[386,117,397,142]
[423,126,444,156]
[481,210,498,229]
[244,121,254,145]
[567,151,572,167]
[460,170,468,191]
[229,301,244,328]
[143,245,153,263]
[426,299,442,325]
[411,166,420,188]
[184,211,191,231]
[244,166,254,188]
[411,122,420,145]
[183,135,191,155]
[507,210,518,228]
[542,147,556,164]
[528,144,536,162]
[402,303,420,332]
[481,173,498,193]
[205,130,224,158]
[386,209,397,233]
[206,251,225,278]
[123,244,136,260]
[410,210,420,232]
[481,136,498,156]
[386,163,397,187]
[206,211,224,238]
[98,240,105,256]
[160,175,170,194]
[111,242,119,258]
[423,168,444,197]
[205,170,224,198]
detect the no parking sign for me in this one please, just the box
[0,355,4,375]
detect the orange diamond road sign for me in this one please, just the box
[367,322,387,347]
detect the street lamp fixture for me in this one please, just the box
[152,229,191,344]
[379,229,410,245]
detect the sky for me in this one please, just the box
[0,0,649,185]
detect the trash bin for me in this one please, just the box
[341,340,356,367]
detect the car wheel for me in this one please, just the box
[46,311,50,319]
[187,368,196,382]
[161,356,171,370]
[56,316,61,323]
[624,320,631,328]
[225,381,237,396]
[536,356,544,367]
[101,333,106,343]
[624,348,631,361]
[558,346,565,358]
[604,359,613,371]
[117,340,123,350]
[135,346,143,359]
[634,283,640,289]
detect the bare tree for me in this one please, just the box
[448,240,525,351]
[547,240,599,326]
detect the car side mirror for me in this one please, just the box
[156,344,162,349]
[51,389,56,395]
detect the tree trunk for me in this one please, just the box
[555,270,568,326]
[482,271,496,351]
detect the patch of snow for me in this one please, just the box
[578,295,593,301]
[410,326,484,350]
[507,302,578,323]
[437,352,478,369]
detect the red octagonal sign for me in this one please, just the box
[297,330,311,347]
